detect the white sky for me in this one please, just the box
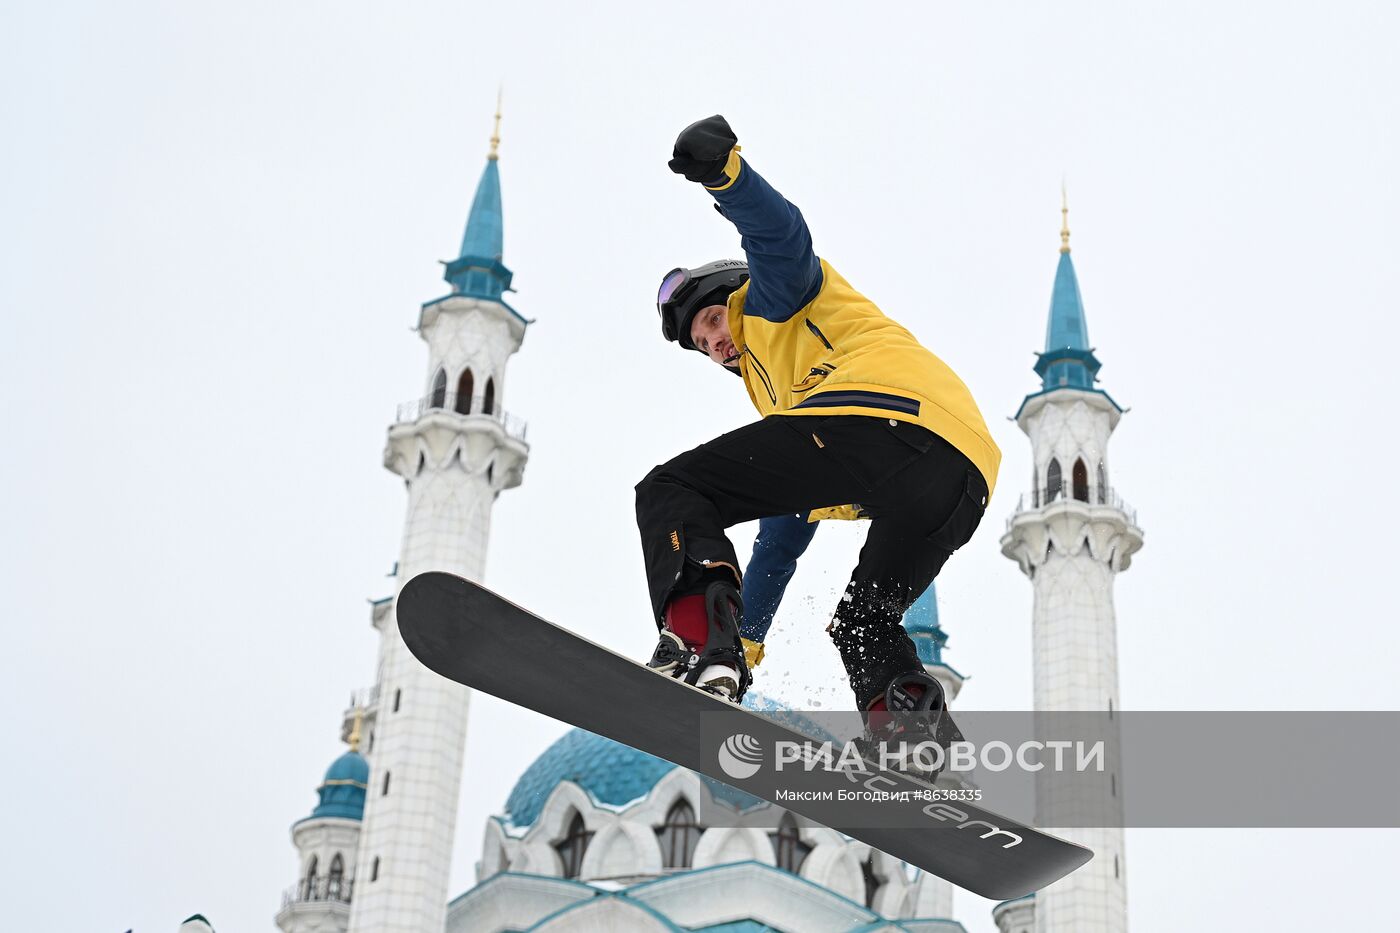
[4,2,1398,931]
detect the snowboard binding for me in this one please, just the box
[647,579,752,702]
[858,670,949,779]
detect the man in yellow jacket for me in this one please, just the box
[639,116,1000,734]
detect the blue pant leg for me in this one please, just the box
[741,514,820,643]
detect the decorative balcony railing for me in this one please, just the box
[1005,485,1138,530]
[280,876,353,909]
[347,685,379,711]
[394,392,528,442]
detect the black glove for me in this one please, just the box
[668,115,739,184]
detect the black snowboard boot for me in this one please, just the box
[646,578,752,702]
[857,670,949,778]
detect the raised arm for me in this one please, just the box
[669,116,823,322]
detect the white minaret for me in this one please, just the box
[347,106,530,933]
[998,198,1142,933]
[276,713,368,933]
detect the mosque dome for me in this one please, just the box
[504,728,775,828]
[310,749,369,821]
[504,693,833,827]
[324,748,370,785]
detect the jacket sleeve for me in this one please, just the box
[706,153,823,322]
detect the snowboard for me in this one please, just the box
[396,571,1092,900]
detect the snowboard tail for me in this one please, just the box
[396,571,1092,900]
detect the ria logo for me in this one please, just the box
[717,733,763,779]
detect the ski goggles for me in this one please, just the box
[656,267,697,343]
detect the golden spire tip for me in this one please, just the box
[1059,180,1071,254]
[488,88,503,161]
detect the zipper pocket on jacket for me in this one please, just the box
[805,319,834,351]
[792,363,837,393]
[742,347,778,405]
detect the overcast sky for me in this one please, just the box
[4,2,1398,931]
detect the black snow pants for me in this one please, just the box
[635,414,987,709]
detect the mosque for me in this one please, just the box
[271,106,1142,933]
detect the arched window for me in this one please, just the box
[1097,462,1108,504]
[1045,458,1062,502]
[454,369,474,414]
[482,377,496,415]
[656,800,701,869]
[429,368,447,409]
[861,853,881,908]
[769,813,811,874]
[1072,458,1089,502]
[555,811,592,879]
[304,855,319,900]
[328,854,344,899]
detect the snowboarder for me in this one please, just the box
[639,115,1001,740]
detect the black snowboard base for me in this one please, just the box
[396,571,1092,900]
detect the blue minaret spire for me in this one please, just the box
[444,98,514,302]
[1033,189,1102,392]
[1018,191,1121,417]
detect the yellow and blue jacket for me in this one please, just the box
[707,150,1001,503]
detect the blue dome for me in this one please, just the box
[325,750,369,785]
[505,729,674,826]
[311,750,368,821]
[504,695,829,828]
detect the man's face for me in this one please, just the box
[689,304,738,368]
